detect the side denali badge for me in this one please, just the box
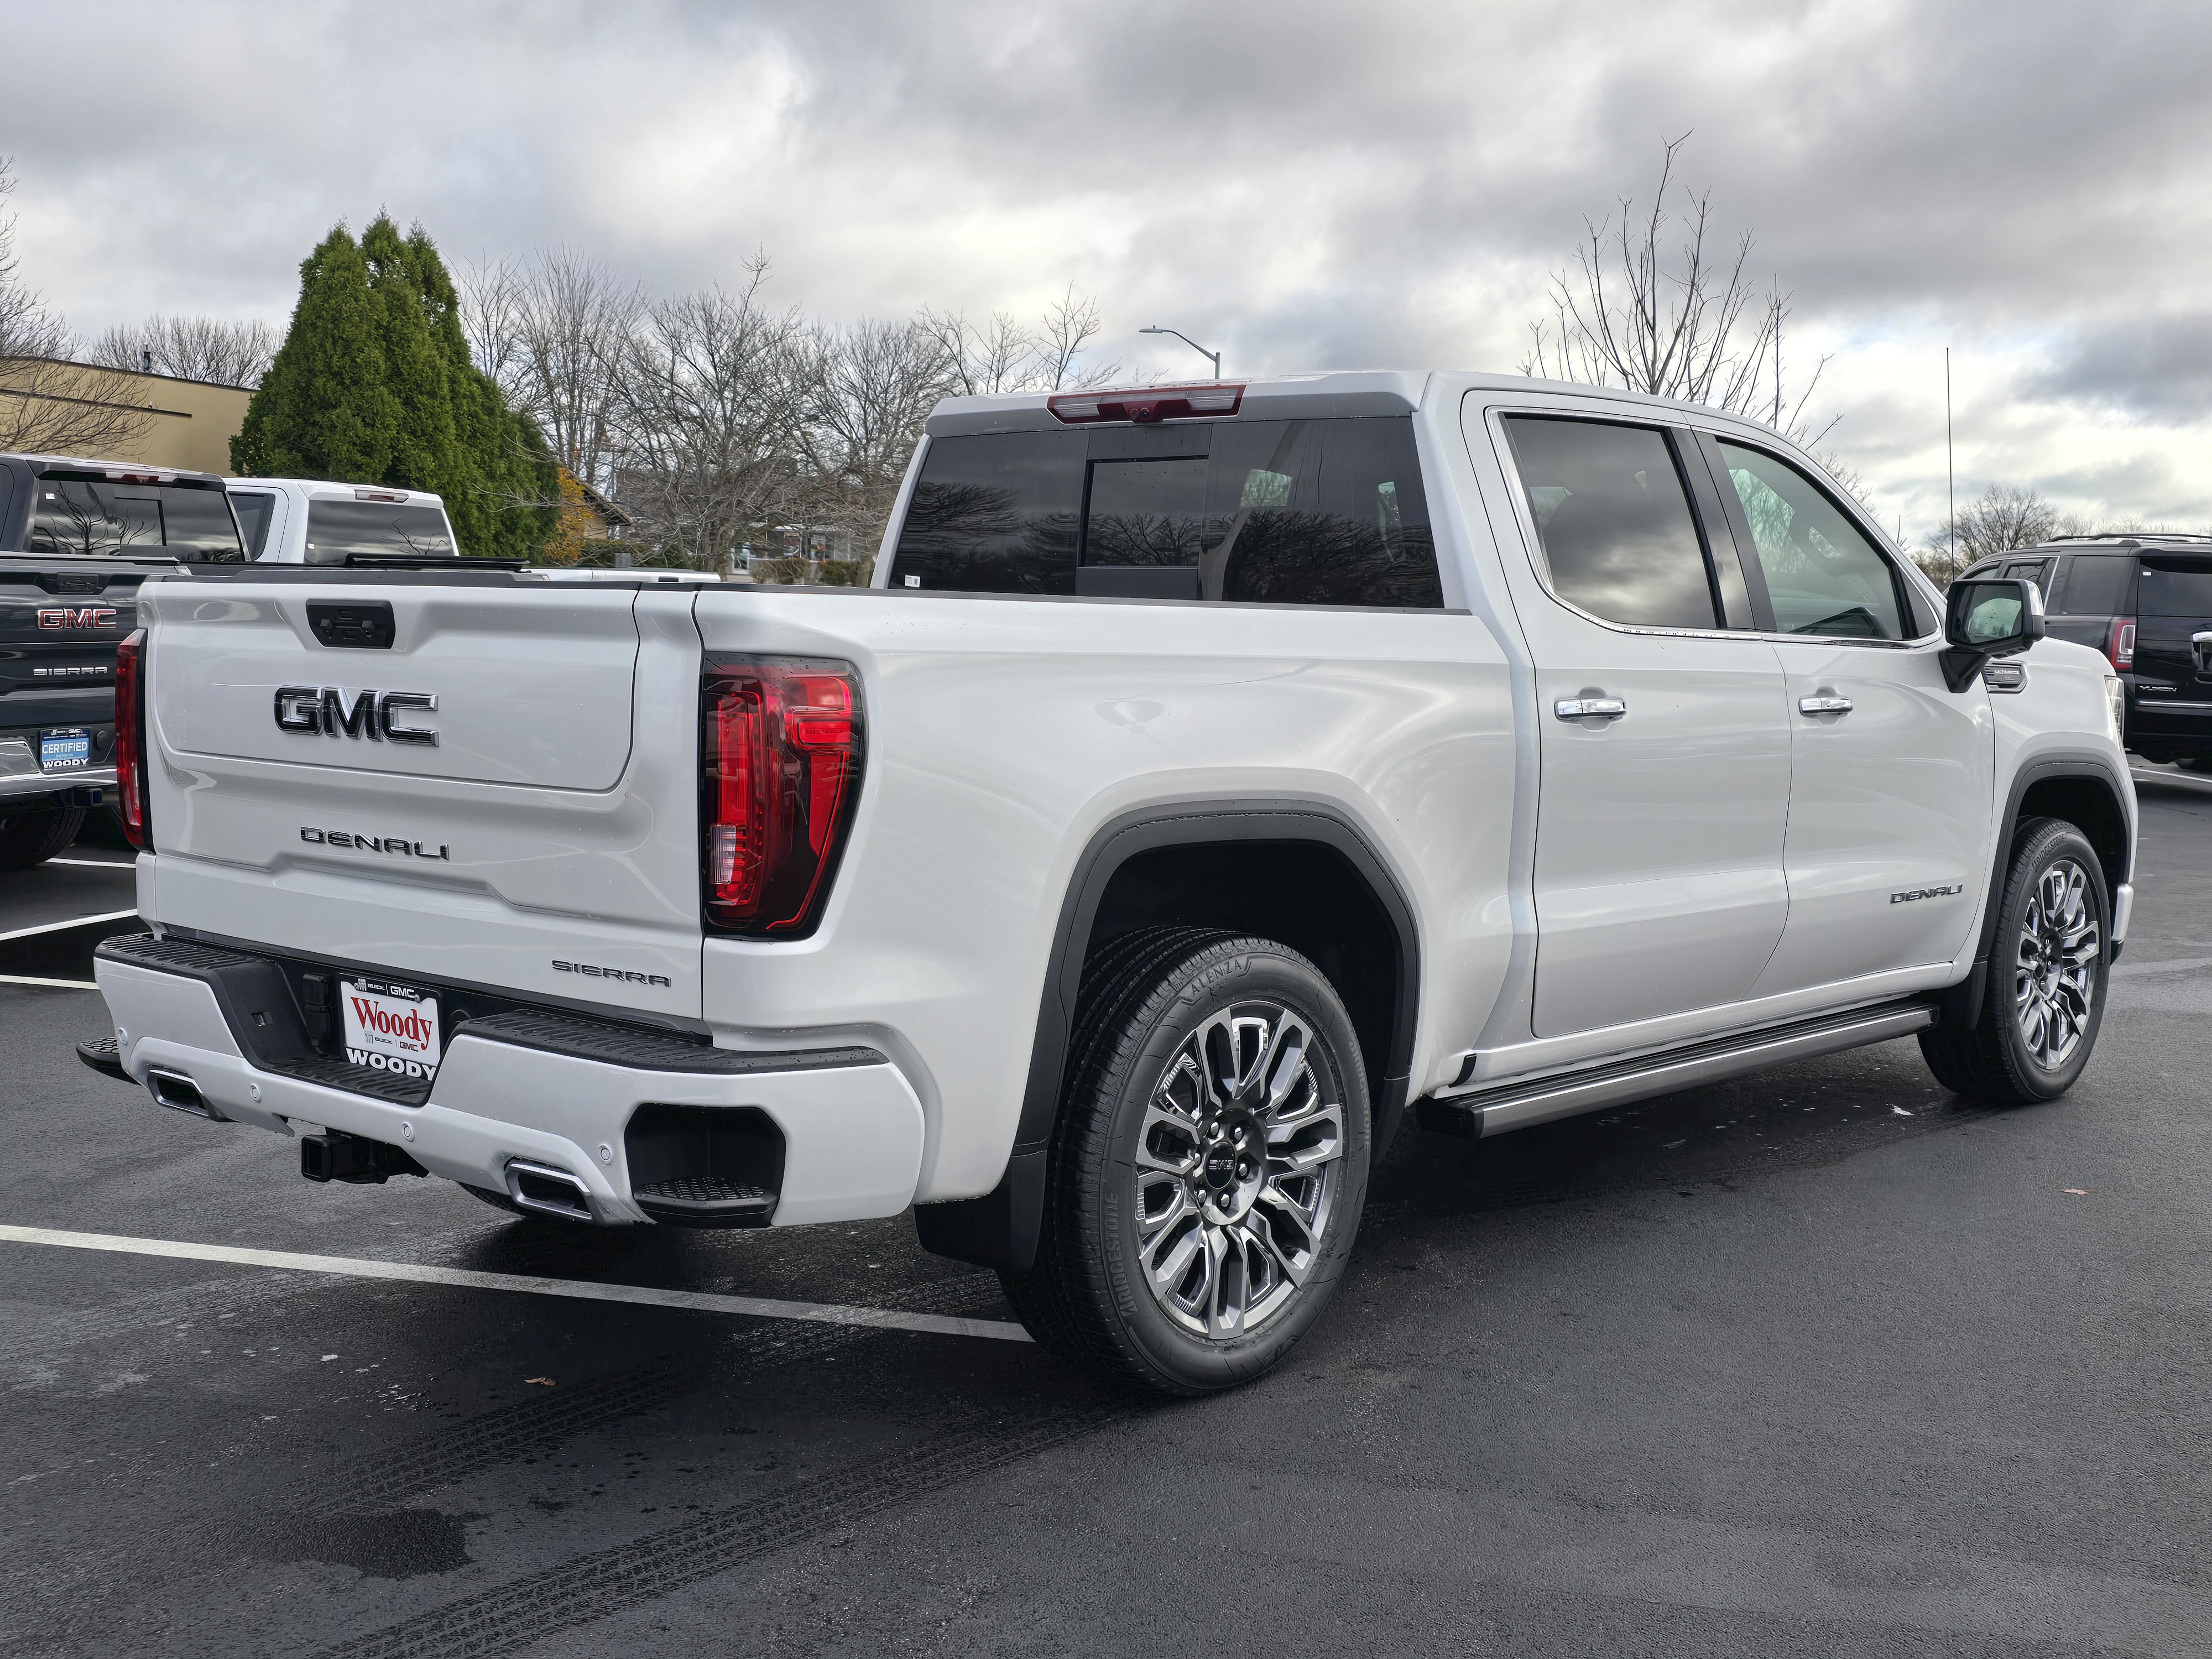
[1891,884,1966,905]
[275,686,439,745]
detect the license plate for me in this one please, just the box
[40,728,90,771]
[339,978,441,1078]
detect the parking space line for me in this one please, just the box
[0,909,138,942]
[0,1223,1033,1342]
[0,974,99,990]
[46,858,137,869]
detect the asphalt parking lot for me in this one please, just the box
[3,779,2209,1659]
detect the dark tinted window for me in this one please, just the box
[1204,419,1440,607]
[303,499,455,564]
[1716,440,1905,639]
[230,490,276,559]
[893,418,1442,607]
[2140,562,2212,617]
[893,432,1083,594]
[2054,555,2129,615]
[26,478,242,560]
[1504,417,1716,629]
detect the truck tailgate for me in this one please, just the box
[139,574,706,1019]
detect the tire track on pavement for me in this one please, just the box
[314,1401,1125,1659]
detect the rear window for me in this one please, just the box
[2055,554,2131,615]
[890,417,1442,608]
[229,490,276,558]
[304,498,456,564]
[26,478,243,560]
[2140,562,2212,617]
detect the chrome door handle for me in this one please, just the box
[1797,695,1853,716]
[1553,697,1627,720]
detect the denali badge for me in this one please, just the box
[1891,884,1966,904]
[275,686,439,745]
[301,826,451,860]
[37,606,118,630]
[554,958,674,988]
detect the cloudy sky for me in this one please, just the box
[7,0,2210,541]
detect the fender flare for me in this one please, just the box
[1939,751,2134,1029]
[915,797,1422,1271]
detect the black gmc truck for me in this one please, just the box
[0,455,243,868]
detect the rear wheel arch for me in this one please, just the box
[915,798,1421,1270]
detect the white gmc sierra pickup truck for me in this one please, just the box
[84,371,2135,1395]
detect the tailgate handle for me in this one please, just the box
[307,601,395,650]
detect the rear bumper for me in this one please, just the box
[92,937,926,1228]
[0,744,112,807]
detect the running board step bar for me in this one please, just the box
[1417,1000,1938,1140]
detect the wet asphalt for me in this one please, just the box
[2,779,2209,1657]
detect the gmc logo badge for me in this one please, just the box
[37,607,118,630]
[274,686,439,747]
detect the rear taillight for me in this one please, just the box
[2106,615,2136,671]
[114,627,150,849]
[701,659,863,937]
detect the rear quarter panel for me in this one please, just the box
[692,587,1517,1201]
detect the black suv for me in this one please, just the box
[1958,534,2212,767]
[0,455,243,868]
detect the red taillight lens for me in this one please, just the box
[2106,615,2136,670]
[701,659,863,937]
[114,627,150,849]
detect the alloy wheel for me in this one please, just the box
[1130,1001,1345,1341]
[2015,857,2100,1072]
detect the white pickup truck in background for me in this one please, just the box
[225,478,459,564]
[89,371,2134,1395]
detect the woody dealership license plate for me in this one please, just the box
[340,978,441,1079]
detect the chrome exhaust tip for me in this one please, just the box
[504,1159,598,1223]
[144,1067,226,1121]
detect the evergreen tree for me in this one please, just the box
[234,215,557,559]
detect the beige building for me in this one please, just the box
[0,357,253,476]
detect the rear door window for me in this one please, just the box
[303,499,456,564]
[229,490,278,559]
[27,478,243,560]
[1501,416,1719,629]
[2055,555,2132,615]
[1714,441,1905,639]
[890,417,1442,608]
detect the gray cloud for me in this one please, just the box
[5,0,2211,533]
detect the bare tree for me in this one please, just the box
[1520,135,1833,446]
[923,283,1119,398]
[459,248,641,490]
[84,314,277,387]
[1912,484,2087,585]
[0,157,153,455]
[601,257,813,572]
[787,316,951,556]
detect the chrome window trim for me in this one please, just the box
[1479,403,1943,649]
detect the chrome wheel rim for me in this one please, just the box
[2015,857,2100,1071]
[1130,1000,1345,1342]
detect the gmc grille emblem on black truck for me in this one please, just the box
[37,606,118,630]
[275,686,439,745]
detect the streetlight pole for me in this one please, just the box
[1139,325,1222,380]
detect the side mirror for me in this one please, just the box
[1940,576,2045,692]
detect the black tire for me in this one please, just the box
[1001,929,1371,1396]
[0,806,86,871]
[2176,756,2212,774]
[1918,817,2111,1104]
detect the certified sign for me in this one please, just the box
[340,979,441,1078]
